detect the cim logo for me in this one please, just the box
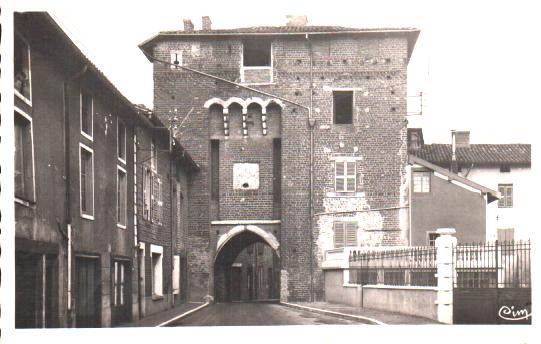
[498,305,532,321]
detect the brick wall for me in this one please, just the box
[151,31,412,301]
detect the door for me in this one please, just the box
[230,266,242,302]
[75,257,101,328]
[111,260,131,325]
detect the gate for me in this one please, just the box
[453,241,531,324]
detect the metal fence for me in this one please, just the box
[348,247,437,287]
[453,240,531,289]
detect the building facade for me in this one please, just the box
[411,130,531,242]
[140,17,420,302]
[13,12,197,328]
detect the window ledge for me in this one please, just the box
[152,295,164,301]
[81,131,94,142]
[117,223,127,229]
[15,197,35,207]
[81,214,95,221]
[326,192,365,198]
[15,90,32,106]
[118,157,127,165]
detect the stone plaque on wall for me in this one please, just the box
[233,163,260,190]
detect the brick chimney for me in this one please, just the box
[202,16,212,31]
[286,15,308,26]
[183,18,194,32]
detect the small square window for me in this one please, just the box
[333,91,353,124]
[413,171,430,193]
[498,184,513,208]
[428,233,440,246]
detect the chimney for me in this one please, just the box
[202,16,212,31]
[183,18,194,32]
[286,15,308,27]
[450,130,458,174]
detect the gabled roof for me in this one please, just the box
[409,155,500,203]
[411,144,531,167]
[139,26,420,60]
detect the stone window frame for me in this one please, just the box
[172,255,180,295]
[79,142,95,220]
[240,39,274,85]
[80,90,94,142]
[150,244,164,298]
[14,106,36,205]
[116,164,127,229]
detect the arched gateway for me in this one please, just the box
[214,225,280,302]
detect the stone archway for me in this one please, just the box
[214,226,280,302]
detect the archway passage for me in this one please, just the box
[214,231,280,302]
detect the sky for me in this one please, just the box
[10,0,541,144]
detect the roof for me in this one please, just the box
[139,25,420,60]
[411,144,531,167]
[409,155,500,203]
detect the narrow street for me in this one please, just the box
[167,302,365,326]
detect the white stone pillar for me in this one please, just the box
[435,227,457,324]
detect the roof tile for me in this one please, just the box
[411,144,531,166]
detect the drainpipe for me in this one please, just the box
[306,33,315,302]
[63,64,87,327]
[169,131,175,307]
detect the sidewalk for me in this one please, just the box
[116,302,208,327]
[282,301,442,325]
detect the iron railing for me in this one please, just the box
[453,240,531,289]
[348,247,437,287]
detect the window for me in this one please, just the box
[172,255,180,295]
[243,39,271,66]
[500,165,511,173]
[80,91,93,140]
[117,119,126,162]
[14,34,32,103]
[117,166,127,228]
[427,232,440,246]
[413,171,431,193]
[498,184,513,208]
[497,228,515,242]
[14,110,35,202]
[112,261,127,306]
[150,138,157,172]
[333,222,357,248]
[211,139,219,200]
[80,143,94,219]
[142,166,152,221]
[151,176,163,224]
[170,50,183,68]
[333,91,353,124]
[335,161,356,193]
[150,245,163,297]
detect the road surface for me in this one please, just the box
[168,302,364,326]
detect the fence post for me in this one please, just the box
[435,228,457,324]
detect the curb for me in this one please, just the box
[156,302,210,327]
[280,302,386,325]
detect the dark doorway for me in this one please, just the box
[214,231,280,302]
[15,252,56,328]
[75,256,101,328]
[230,267,242,301]
[111,259,131,325]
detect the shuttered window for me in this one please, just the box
[333,222,358,248]
[151,175,163,224]
[498,184,513,208]
[142,166,152,221]
[335,161,356,193]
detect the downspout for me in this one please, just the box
[133,128,142,319]
[169,131,175,307]
[63,64,88,326]
[306,34,315,302]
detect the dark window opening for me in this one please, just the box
[333,91,353,124]
[15,35,31,100]
[243,39,271,66]
[211,140,220,200]
[500,165,511,173]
